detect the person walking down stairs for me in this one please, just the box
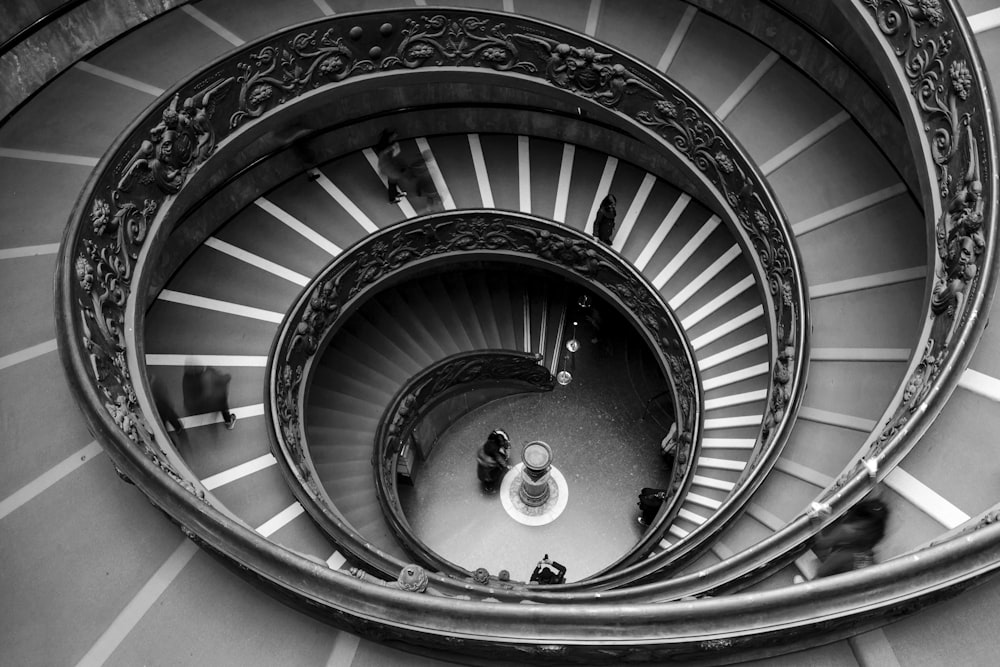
[182,364,237,430]
[375,128,408,203]
[593,194,617,245]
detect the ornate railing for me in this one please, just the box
[372,350,555,575]
[267,210,703,581]
[50,5,963,660]
[57,4,805,590]
[568,0,1000,599]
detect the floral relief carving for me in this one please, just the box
[514,34,659,107]
[382,15,535,72]
[637,90,801,475]
[231,30,375,128]
[74,72,234,499]
[847,0,993,503]
[290,275,344,356]
[275,363,315,492]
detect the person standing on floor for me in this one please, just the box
[529,555,567,584]
[593,194,617,245]
[476,429,511,492]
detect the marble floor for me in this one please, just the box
[399,314,674,583]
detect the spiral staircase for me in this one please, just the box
[3,1,1000,665]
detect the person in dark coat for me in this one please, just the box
[182,364,236,430]
[375,129,408,203]
[476,429,511,492]
[637,487,671,526]
[593,194,617,244]
[812,498,889,577]
[530,555,567,584]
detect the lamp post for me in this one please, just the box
[519,441,553,507]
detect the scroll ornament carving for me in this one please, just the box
[76,75,234,500]
[78,194,195,494]
[382,15,535,72]
[290,276,343,355]
[761,341,795,443]
[638,89,800,472]
[529,230,604,277]
[514,34,659,107]
[231,30,375,128]
[276,364,319,494]
[864,0,988,335]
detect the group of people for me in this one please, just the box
[474,429,568,584]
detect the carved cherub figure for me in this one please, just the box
[117,77,233,194]
[933,129,984,321]
[762,344,795,439]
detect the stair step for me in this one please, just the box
[342,311,426,378]
[307,384,386,419]
[398,282,467,356]
[484,271,520,349]
[440,274,489,349]
[334,327,414,384]
[358,301,437,369]
[373,290,451,361]
[424,275,478,351]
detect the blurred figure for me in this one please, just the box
[410,150,441,207]
[593,194,617,244]
[183,364,236,430]
[476,429,511,492]
[273,120,319,179]
[530,555,566,584]
[375,129,407,203]
[811,497,889,578]
[637,487,670,527]
[150,373,183,434]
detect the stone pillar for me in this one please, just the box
[519,441,553,507]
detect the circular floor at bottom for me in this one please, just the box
[398,351,672,583]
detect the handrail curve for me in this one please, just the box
[267,211,703,586]
[72,6,1000,660]
[58,5,804,592]
[372,349,555,577]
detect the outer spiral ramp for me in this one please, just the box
[2,1,1000,665]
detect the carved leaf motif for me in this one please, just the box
[231,31,374,128]
[382,16,535,73]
